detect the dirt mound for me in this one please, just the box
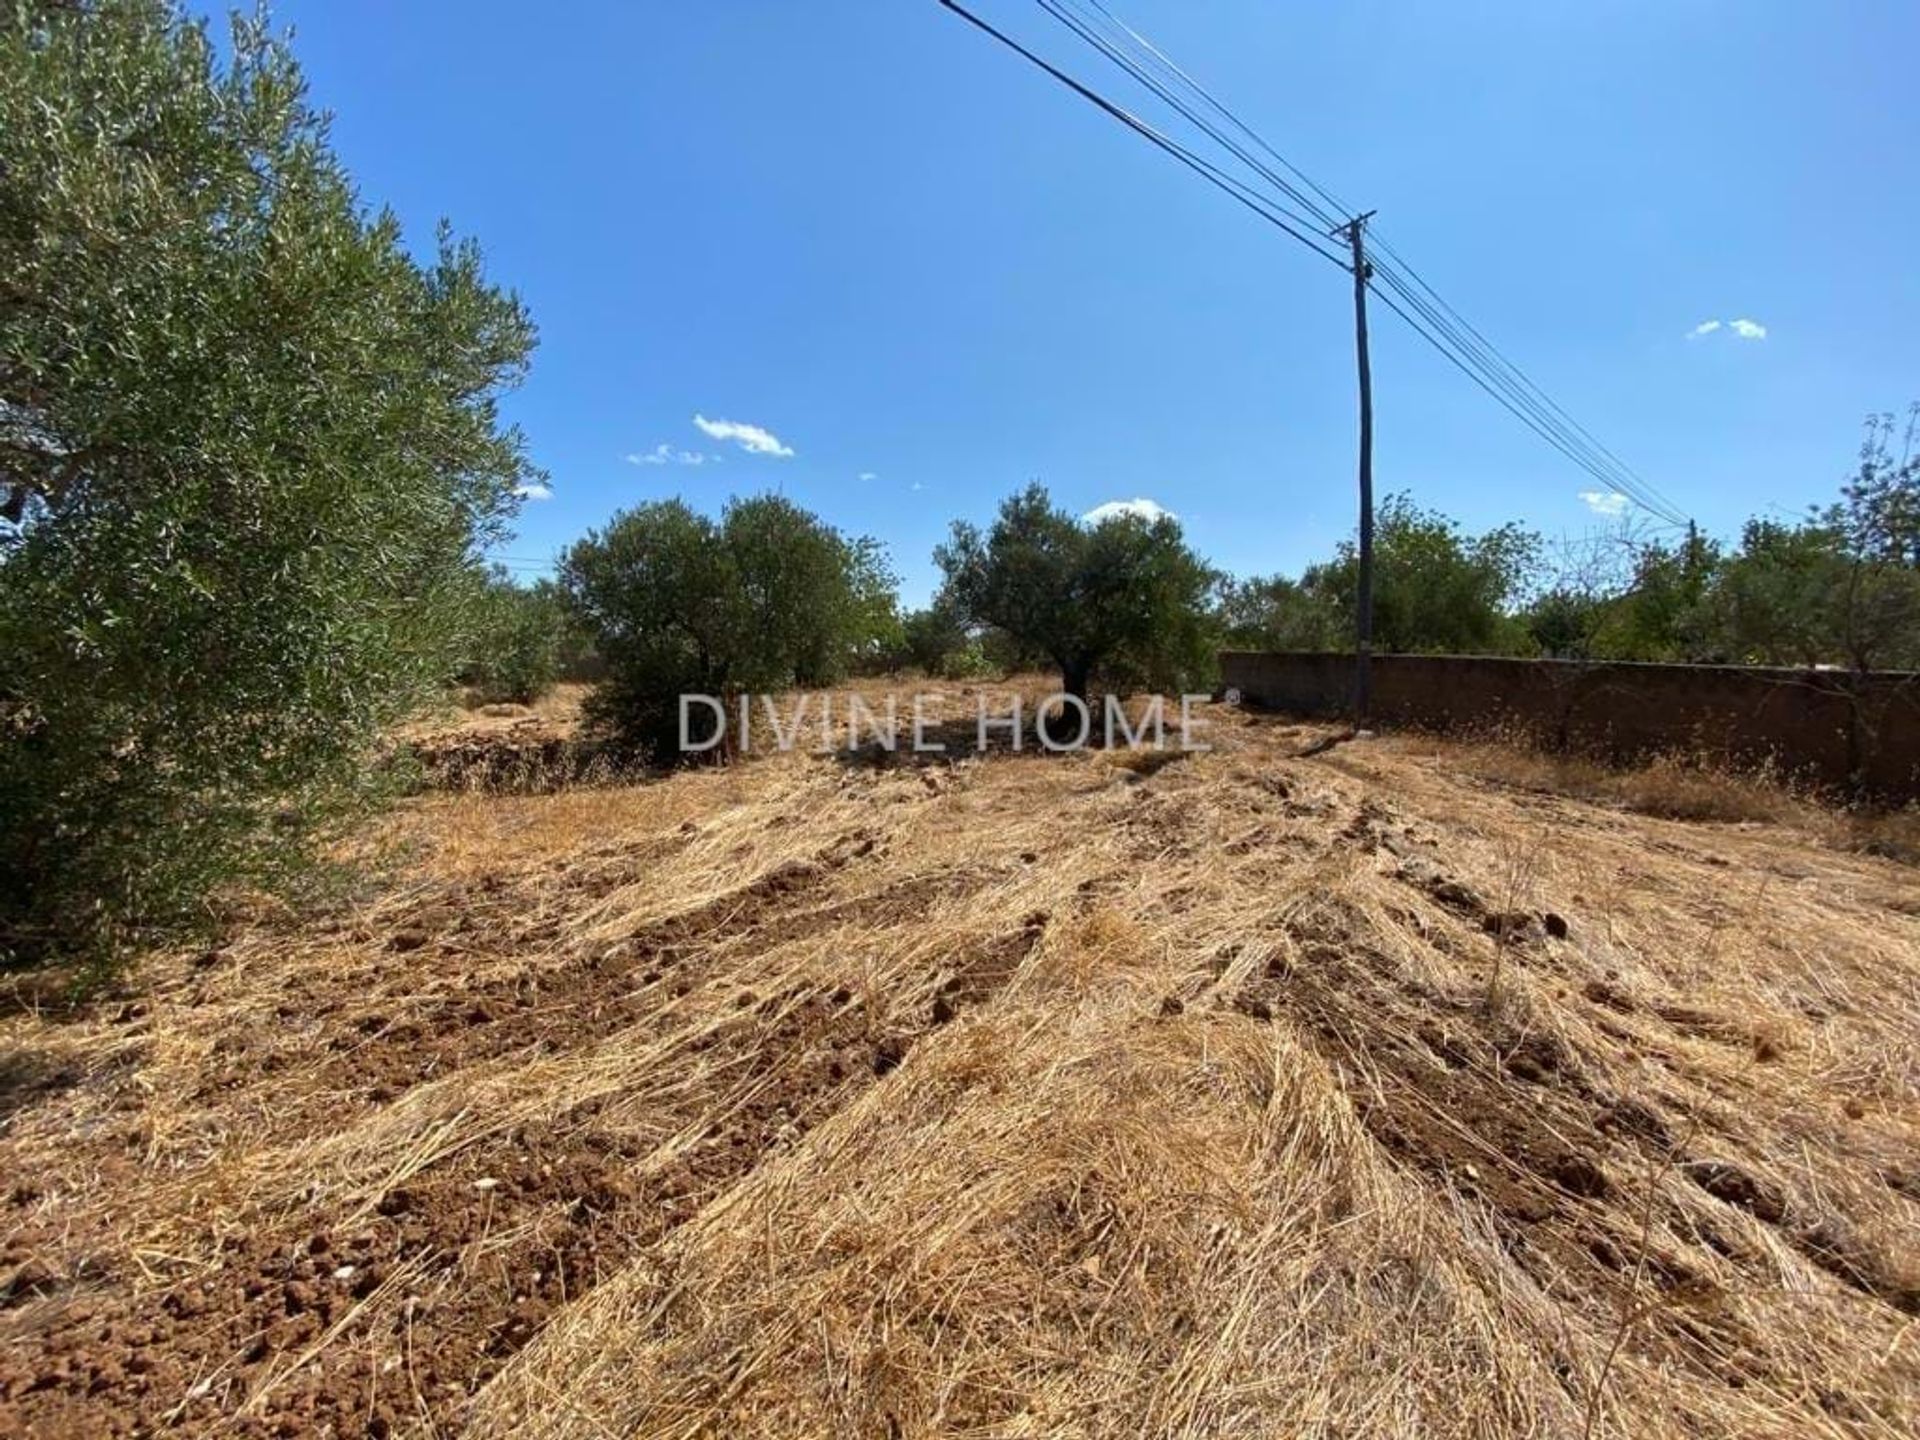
[406,719,616,793]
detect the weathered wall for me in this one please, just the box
[1219,651,1920,796]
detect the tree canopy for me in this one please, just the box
[560,495,895,755]
[1521,412,1920,671]
[1,1,540,970]
[935,485,1217,701]
[461,572,571,706]
[1221,495,1540,657]
[1221,414,1920,675]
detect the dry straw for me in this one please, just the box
[2,682,1915,1436]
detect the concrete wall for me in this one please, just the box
[1219,651,1920,797]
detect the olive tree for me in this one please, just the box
[560,495,896,757]
[1221,496,1541,658]
[1699,409,1920,671]
[1710,521,1920,672]
[935,484,1217,702]
[0,2,541,972]
[463,573,569,705]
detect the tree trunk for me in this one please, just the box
[1059,660,1091,707]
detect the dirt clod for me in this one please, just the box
[1684,1159,1788,1225]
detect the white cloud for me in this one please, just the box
[692,413,794,458]
[625,443,716,467]
[1686,317,1767,342]
[858,471,878,482]
[1579,490,1629,518]
[513,482,552,501]
[1083,497,1175,526]
[909,480,925,492]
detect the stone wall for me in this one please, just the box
[1218,651,1920,797]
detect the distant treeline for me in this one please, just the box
[489,408,1920,746]
[461,412,1920,771]
[1218,412,1920,675]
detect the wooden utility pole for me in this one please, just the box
[1341,211,1378,722]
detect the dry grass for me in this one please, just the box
[1445,739,1809,823]
[396,680,592,740]
[1447,735,1920,859]
[2,687,1916,1437]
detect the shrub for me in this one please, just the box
[1223,496,1541,657]
[936,485,1216,701]
[0,2,540,974]
[897,602,969,676]
[465,575,568,706]
[560,496,896,758]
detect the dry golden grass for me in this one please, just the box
[1446,734,1920,859]
[2,687,1916,1437]
[397,679,593,739]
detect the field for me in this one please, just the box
[2,684,1917,1438]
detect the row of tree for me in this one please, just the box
[534,416,1919,761]
[1521,411,1920,671]
[1217,411,1920,673]
[523,482,1216,756]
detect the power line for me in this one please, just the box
[1363,262,1688,524]
[1031,2,1684,524]
[1363,278,1687,526]
[1077,0,1357,229]
[932,0,1349,268]
[1103,1,1688,523]
[1033,0,1345,237]
[1051,0,1687,523]
[1364,244,1686,523]
[1059,0,1685,520]
[937,0,1689,528]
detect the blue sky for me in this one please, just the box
[225,1,1917,604]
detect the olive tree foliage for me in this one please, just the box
[935,485,1217,701]
[881,600,963,676]
[1524,527,1722,662]
[1227,414,1919,673]
[0,2,541,971]
[1216,573,1338,653]
[877,597,999,679]
[1523,409,1920,670]
[462,573,568,706]
[1221,495,1541,657]
[560,496,897,757]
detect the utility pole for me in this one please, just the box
[1340,211,1378,722]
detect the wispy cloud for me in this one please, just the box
[1687,317,1767,342]
[858,471,879,482]
[625,443,716,468]
[513,482,553,501]
[1579,490,1629,518]
[692,413,794,458]
[1084,497,1175,526]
